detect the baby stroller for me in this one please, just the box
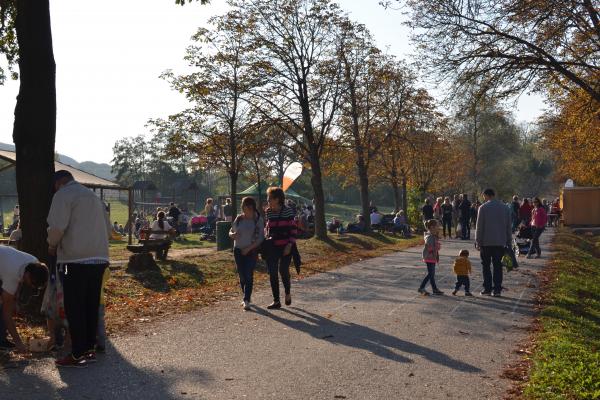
[513,225,532,256]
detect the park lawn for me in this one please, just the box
[518,229,600,400]
[104,232,422,334]
[324,202,395,222]
[108,237,215,261]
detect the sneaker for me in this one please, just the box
[480,290,492,296]
[0,339,16,350]
[526,254,533,259]
[417,288,429,296]
[285,294,292,306]
[267,301,281,309]
[432,290,444,295]
[492,292,502,297]
[465,292,473,297]
[452,290,458,296]
[55,354,87,368]
[243,300,251,311]
[85,351,97,363]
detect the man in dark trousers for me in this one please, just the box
[475,188,512,297]
[47,170,112,367]
[459,194,472,240]
[422,198,434,222]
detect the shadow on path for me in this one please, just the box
[0,341,212,400]
[256,307,483,374]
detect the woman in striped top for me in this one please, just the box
[265,187,297,309]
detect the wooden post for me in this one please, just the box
[128,187,133,245]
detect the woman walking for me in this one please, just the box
[265,187,297,309]
[229,197,264,311]
[527,197,547,259]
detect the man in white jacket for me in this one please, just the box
[47,170,112,368]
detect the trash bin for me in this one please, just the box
[216,221,232,251]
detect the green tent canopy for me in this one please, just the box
[236,183,311,204]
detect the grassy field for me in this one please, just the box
[519,229,600,399]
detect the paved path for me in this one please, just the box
[0,230,553,400]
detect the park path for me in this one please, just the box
[0,230,552,400]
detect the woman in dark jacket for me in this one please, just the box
[265,187,297,309]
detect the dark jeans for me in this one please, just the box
[461,217,471,239]
[419,262,438,290]
[233,248,256,302]
[455,275,470,292]
[480,246,504,293]
[442,218,452,237]
[528,227,544,256]
[267,249,292,302]
[62,263,107,358]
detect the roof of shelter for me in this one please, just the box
[0,150,125,190]
[132,180,158,191]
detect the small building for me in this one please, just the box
[560,187,600,226]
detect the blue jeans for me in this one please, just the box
[455,275,470,292]
[267,250,292,302]
[528,227,544,256]
[234,248,257,302]
[419,262,438,291]
[461,217,470,239]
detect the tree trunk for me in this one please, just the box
[12,0,56,262]
[357,156,371,233]
[308,150,327,240]
[229,171,238,220]
[401,174,408,220]
[391,179,401,214]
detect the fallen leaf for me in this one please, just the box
[458,330,470,335]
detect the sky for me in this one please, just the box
[0,0,547,164]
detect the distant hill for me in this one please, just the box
[0,142,115,180]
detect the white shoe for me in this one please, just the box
[243,300,251,311]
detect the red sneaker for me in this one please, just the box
[55,354,87,368]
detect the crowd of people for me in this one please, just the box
[0,174,559,369]
[417,189,556,297]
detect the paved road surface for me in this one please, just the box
[1,230,552,400]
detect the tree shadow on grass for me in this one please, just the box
[127,260,206,293]
[256,307,483,373]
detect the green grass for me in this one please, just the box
[524,229,600,400]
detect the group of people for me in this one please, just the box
[229,187,299,311]
[419,188,513,297]
[1,170,112,368]
[422,195,481,240]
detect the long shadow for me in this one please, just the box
[0,341,212,400]
[255,307,483,373]
[126,260,206,293]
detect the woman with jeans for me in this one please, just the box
[527,197,547,259]
[441,197,453,239]
[265,187,297,309]
[229,197,264,311]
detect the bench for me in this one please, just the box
[126,228,174,261]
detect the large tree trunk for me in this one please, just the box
[308,150,327,240]
[12,0,56,262]
[356,156,371,233]
[391,179,401,214]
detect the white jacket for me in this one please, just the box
[47,181,112,263]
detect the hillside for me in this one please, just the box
[0,142,114,180]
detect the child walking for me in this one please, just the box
[452,249,473,296]
[419,219,443,295]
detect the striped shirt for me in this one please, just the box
[266,205,297,247]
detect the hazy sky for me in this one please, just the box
[0,0,546,164]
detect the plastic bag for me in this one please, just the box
[502,254,514,272]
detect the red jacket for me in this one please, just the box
[519,203,533,220]
[531,207,548,228]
